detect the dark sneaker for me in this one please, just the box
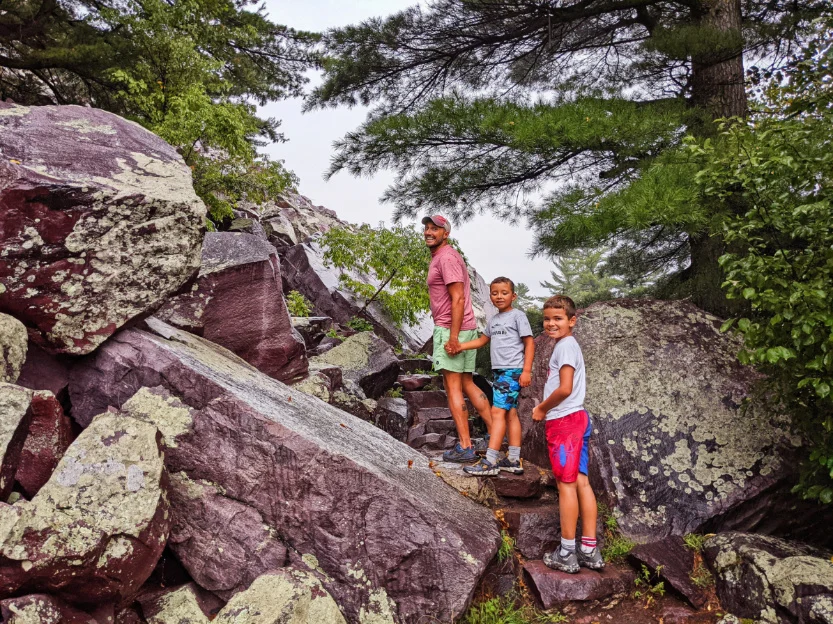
[442,443,478,463]
[543,549,580,574]
[473,434,490,454]
[497,457,524,475]
[463,458,500,477]
[577,547,605,570]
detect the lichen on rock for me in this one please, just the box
[0,314,27,383]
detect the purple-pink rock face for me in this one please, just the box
[69,318,500,623]
[15,389,74,498]
[0,594,99,623]
[0,103,205,355]
[156,232,307,382]
[0,408,170,605]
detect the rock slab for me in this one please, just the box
[0,313,27,383]
[0,383,36,499]
[69,318,500,622]
[0,594,97,623]
[0,103,205,355]
[523,560,636,608]
[310,331,400,399]
[629,536,709,609]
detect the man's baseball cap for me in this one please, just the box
[421,214,451,233]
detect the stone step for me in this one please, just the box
[403,390,448,411]
[523,560,636,609]
[397,374,433,391]
[492,464,546,500]
[425,419,457,435]
[502,501,560,559]
[414,407,454,423]
[409,433,455,451]
[397,358,434,374]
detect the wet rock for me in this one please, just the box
[291,316,333,350]
[214,569,347,624]
[15,389,74,498]
[309,332,400,399]
[0,408,170,603]
[0,103,205,355]
[704,531,833,623]
[15,342,70,401]
[70,318,501,622]
[523,560,636,608]
[156,232,307,382]
[629,536,709,609]
[397,374,433,391]
[0,594,97,623]
[374,397,411,442]
[503,502,560,559]
[0,313,27,383]
[522,299,818,541]
[167,472,288,600]
[0,383,36,499]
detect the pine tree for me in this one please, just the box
[308,0,828,316]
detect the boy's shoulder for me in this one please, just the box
[552,335,582,355]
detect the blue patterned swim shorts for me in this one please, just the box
[493,368,523,410]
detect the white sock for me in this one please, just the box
[508,446,521,462]
[559,537,576,556]
[486,448,499,465]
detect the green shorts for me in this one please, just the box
[433,327,479,374]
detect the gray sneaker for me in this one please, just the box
[577,546,605,570]
[543,548,580,574]
[497,457,524,475]
[442,443,478,463]
[463,457,500,477]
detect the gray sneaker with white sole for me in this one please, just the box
[543,548,580,574]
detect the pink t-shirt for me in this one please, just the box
[427,244,476,330]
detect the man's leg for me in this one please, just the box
[462,373,492,433]
[442,370,472,448]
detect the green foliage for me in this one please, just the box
[325,328,342,340]
[633,564,666,606]
[321,224,433,327]
[683,533,707,553]
[690,565,715,589]
[497,530,515,563]
[598,506,635,562]
[525,308,544,338]
[1,0,318,225]
[385,386,404,399]
[693,19,833,501]
[346,317,374,332]
[286,291,313,317]
[462,593,567,624]
[513,283,537,312]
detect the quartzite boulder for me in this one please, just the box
[69,318,501,623]
[629,536,709,609]
[0,103,205,355]
[0,594,97,624]
[521,300,816,541]
[15,389,73,498]
[0,383,35,499]
[156,232,307,382]
[0,314,26,383]
[523,560,636,608]
[138,583,215,624]
[15,343,70,401]
[310,331,400,399]
[0,410,170,603]
[374,397,411,442]
[704,532,833,624]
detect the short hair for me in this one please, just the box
[543,295,576,319]
[490,276,515,292]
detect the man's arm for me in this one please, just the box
[445,281,465,354]
[532,365,574,421]
[520,336,535,387]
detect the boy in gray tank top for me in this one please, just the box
[457,277,535,476]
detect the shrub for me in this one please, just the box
[286,290,313,317]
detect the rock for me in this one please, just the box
[167,472,288,600]
[397,358,434,375]
[15,342,70,401]
[521,299,820,541]
[517,333,556,468]
[309,332,400,399]
[397,374,433,391]
[629,536,709,609]
[0,408,170,603]
[704,531,833,623]
[156,232,307,382]
[69,318,501,622]
[492,469,544,500]
[291,316,333,349]
[137,583,214,624]
[424,419,457,435]
[404,391,448,411]
[311,335,341,356]
[0,594,97,623]
[408,432,454,451]
[374,397,411,442]
[214,569,348,624]
[0,383,36,499]
[0,103,205,355]
[503,502,560,559]
[523,560,636,608]
[0,313,27,383]
[413,406,454,423]
[15,389,74,498]
[292,371,334,403]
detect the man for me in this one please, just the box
[423,215,492,463]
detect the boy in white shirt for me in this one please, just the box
[532,295,603,573]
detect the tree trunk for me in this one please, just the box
[686,0,747,317]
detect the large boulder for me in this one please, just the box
[0,594,97,623]
[704,532,833,623]
[309,332,400,399]
[15,343,70,401]
[0,103,205,355]
[520,300,823,542]
[69,318,500,623]
[0,409,170,603]
[156,232,307,382]
[0,314,27,383]
[0,383,36,500]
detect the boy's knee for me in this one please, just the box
[490,407,507,421]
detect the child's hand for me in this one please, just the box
[532,404,546,421]
[520,371,532,387]
[444,338,461,356]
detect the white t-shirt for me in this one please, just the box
[543,335,586,420]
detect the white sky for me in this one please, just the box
[259,1,554,296]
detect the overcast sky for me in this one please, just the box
[260,1,553,296]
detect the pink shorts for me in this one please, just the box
[545,410,591,484]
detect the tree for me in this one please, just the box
[694,19,833,500]
[308,0,828,316]
[0,0,318,223]
[319,224,433,327]
[540,249,624,309]
[514,283,537,311]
